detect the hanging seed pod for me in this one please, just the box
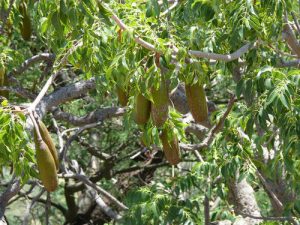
[116,86,129,107]
[34,120,59,170]
[0,66,9,98]
[151,81,169,127]
[34,137,58,192]
[134,93,151,125]
[19,1,32,41]
[185,82,208,124]
[160,128,181,165]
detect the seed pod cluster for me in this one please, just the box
[130,79,182,165]
[34,120,59,192]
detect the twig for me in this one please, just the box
[267,44,298,58]
[27,41,83,113]
[51,118,64,155]
[255,170,283,211]
[22,190,45,225]
[188,43,256,62]
[87,189,121,220]
[180,95,235,152]
[60,121,103,172]
[27,72,60,112]
[45,192,51,225]
[0,86,36,99]
[60,173,128,210]
[161,0,178,16]
[278,59,300,68]
[28,111,42,142]
[114,162,168,175]
[204,195,210,225]
[16,192,67,216]
[8,53,55,77]
[291,12,300,35]
[52,106,125,126]
[77,139,112,160]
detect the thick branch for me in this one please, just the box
[37,78,96,117]
[228,177,262,225]
[0,178,21,222]
[282,23,300,57]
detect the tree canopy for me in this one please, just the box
[0,0,300,224]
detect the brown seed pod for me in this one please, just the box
[35,138,58,192]
[19,1,32,41]
[134,93,151,125]
[185,82,208,124]
[151,82,169,127]
[116,86,129,107]
[160,129,181,165]
[34,121,59,170]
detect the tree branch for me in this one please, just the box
[188,43,255,62]
[37,78,96,117]
[0,178,21,223]
[282,23,300,57]
[180,95,235,151]
[113,162,168,175]
[52,106,125,126]
[240,212,298,224]
[0,86,35,99]
[278,59,300,68]
[18,192,67,216]
[8,53,55,77]
[60,173,128,211]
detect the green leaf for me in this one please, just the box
[279,93,289,109]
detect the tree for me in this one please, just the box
[0,0,299,224]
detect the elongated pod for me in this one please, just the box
[34,121,59,170]
[160,129,181,165]
[19,1,32,41]
[116,86,129,107]
[0,66,9,98]
[151,82,169,127]
[35,138,58,192]
[134,93,151,125]
[185,83,208,123]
